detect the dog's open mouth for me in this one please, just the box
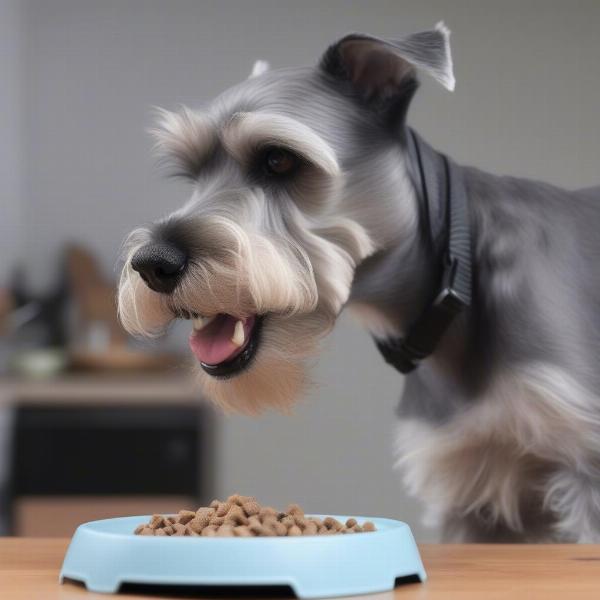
[187,313,263,378]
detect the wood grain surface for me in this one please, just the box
[1,538,599,599]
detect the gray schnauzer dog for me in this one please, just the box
[119,24,600,543]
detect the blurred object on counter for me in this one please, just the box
[66,245,180,371]
[1,265,69,378]
[10,348,68,380]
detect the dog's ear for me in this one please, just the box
[249,60,270,78]
[320,22,454,122]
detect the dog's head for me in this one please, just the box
[118,24,454,413]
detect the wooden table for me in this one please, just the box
[1,539,599,599]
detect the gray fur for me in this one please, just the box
[119,26,600,542]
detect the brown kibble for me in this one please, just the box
[286,504,304,517]
[248,522,266,536]
[216,502,232,517]
[188,513,210,533]
[259,507,278,521]
[228,505,249,525]
[261,514,278,529]
[304,521,318,536]
[201,525,217,537]
[210,516,225,527]
[247,515,262,528]
[177,510,196,525]
[133,496,376,537]
[280,516,295,528]
[149,514,164,529]
[196,506,215,517]
[188,516,205,534]
[294,516,308,529]
[237,495,256,505]
[227,494,243,506]
[216,524,235,537]
[234,526,252,537]
[242,501,261,517]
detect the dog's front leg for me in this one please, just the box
[544,467,600,542]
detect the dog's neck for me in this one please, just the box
[348,130,471,377]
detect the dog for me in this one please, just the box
[118,24,600,543]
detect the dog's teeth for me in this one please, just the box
[231,320,245,347]
[192,315,215,330]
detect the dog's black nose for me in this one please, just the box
[131,242,187,294]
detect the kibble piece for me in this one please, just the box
[280,516,295,529]
[294,516,308,530]
[237,495,256,505]
[139,527,155,536]
[216,502,232,517]
[216,524,235,537]
[363,521,376,532]
[172,523,187,536]
[304,521,318,536]
[228,505,249,526]
[134,524,145,534]
[234,526,252,537]
[248,521,266,536]
[177,510,196,525]
[242,501,261,517]
[286,504,304,517]
[345,518,357,528]
[155,528,167,536]
[288,525,302,536]
[226,494,242,505]
[210,516,225,527]
[189,513,210,533]
[260,507,278,519]
[201,525,217,537]
[149,514,164,530]
[273,522,288,536]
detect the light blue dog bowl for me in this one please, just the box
[60,515,426,598]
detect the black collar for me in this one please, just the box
[374,129,472,374]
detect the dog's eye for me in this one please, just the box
[263,148,297,176]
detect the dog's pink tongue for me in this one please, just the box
[189,315,239,365]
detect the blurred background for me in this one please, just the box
[0,0,599,542]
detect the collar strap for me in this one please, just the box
[374,129,472,374]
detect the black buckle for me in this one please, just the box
[433,257,469,315]
[375,258,469,374]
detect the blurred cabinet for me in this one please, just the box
[2,374,214,536]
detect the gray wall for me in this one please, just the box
[0,0,23,283]
[8,0,600,541]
